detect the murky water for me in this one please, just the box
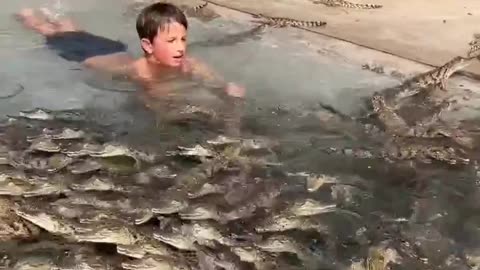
[1,0,480,269]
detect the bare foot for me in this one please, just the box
[39,8,79,32]
[15,8,36,22]
[16,8,78,35]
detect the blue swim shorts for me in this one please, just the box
[45,31,128,62]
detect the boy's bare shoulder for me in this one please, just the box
[182,56,219,81]
[83,52,135,75]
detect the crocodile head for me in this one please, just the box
[468,33,480,58]
[28,138,61,153]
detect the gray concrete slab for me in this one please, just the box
[204,0,480,76]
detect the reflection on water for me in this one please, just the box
[0,0,480,269]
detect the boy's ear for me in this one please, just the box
[140,38,153,54]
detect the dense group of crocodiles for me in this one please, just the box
[0,110,393,270]
[3,41,480,268]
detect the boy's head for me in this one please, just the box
[136,3,188,67]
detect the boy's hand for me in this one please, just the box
[225,82,245,98]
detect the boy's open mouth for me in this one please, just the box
[173,55,183,59]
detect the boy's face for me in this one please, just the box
[141,22,187,67]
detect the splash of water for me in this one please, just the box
[41,0,67,21]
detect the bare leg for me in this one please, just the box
[16,8,79,36]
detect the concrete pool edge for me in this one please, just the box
[203,0,480,80]
[204,1,480,92]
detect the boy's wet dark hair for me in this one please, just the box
[136,3,188,42]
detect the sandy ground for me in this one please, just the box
[202,0,480,76]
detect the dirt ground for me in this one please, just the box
[202,0,480,76]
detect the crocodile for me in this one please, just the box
[370,91,474,149]
[10,107,87,122]
[153,222,216,251]
[254,235,326,268]
[74,220,140,245]
[254,213,330,233]
[125,0,212,19]
[121,254,191,270]
[370,93,414,137]
[0,197,40,241]
[364,242,401,270]
[27,137,61,153]
[252,13,327,28]
[7,151,74,173]
[190,1,208,12]
[311,0,382,9]
[376,41,480,111]
[284,198,361,217]
[194,241,251,270]
[89,142,159,167]
[382,137,470,165]
[27,127,86,141]
[68,159,103,174]
[14,202,77,239]
[468,33,480,57]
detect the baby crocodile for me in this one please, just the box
[254,235,324,267]
[252,14,326,28]
[74,221,140,246]
[230,246,277,269]
[121,254,190,270]
[22,176,71,197]
[311,0,382,9]
[379,42,480,109]
[68,159,103,174]
[89,142,158,166]
[285,198,361,217]
[190,1,208,12]
[8,151,74,173]
[0,169,35,196]
[117,227,173,259]
[27,127,85,141]
[166,144,215,161]
[16,108,53,120]
[364,242,401,270]
[28,138,61,153]
[154,223,215,251]
[62,142,104,157]
[0,198,40,241]
[255,213,329,233]
[12,108,86,122]
[383,138,470,165]
[468,33,480,57]
[187,182,226,199]
[194,242,251,270]
[149,193,189,215]
[370,93,414,137]
[70,175,120,192]
[179,203,222,221]
[14,202,76,239]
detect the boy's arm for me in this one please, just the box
[185,57,245,99]
[185,57,245,136]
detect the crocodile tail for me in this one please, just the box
[339,0,382,9]
[468,42,480,58]
[192,1,208,12]
[308,20,327,27]
[292,20,326,27]
[355,3,382,9]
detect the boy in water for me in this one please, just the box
[16,3,244,133]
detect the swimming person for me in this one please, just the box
[16,3,245,134]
